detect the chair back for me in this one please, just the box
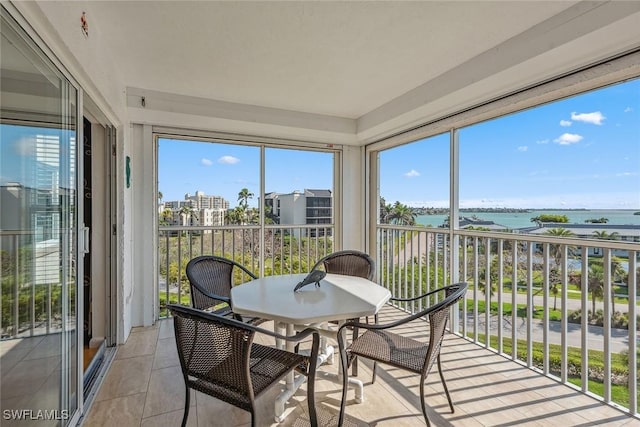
[169,304,256,410]
[312,250,375,281]
[186,255,256,311]
[422,282,467,376]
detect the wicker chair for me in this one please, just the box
[168,304,320,427]
[186,255,264,325]
[311,250,376,376]
[336,282,468,427]
[310,249,375,281]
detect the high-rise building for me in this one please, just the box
[161,191,228,227]
[264,189,332,236]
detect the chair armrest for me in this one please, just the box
[234,263,258,280]
[235,316,322,377]
[388,285,444,303]
[190,282,231,304]
[341,282,468,333]
[338,310,429,334]
[253,323,320,345]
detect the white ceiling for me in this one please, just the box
[9,1,640,144]
[90,1,581,119]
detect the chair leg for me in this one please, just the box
[419,378,431,427]
[338,336,350,427]
[437,354,454,413]
[307,333,319,427]
[351,325,358,376]
[370,314,378,383]
[181,386,190,427]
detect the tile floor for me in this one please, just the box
[82,306,639,427]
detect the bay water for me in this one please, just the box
[416,209,640,229]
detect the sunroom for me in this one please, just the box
[1,1,639,426]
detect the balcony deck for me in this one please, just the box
[83,306,636,427]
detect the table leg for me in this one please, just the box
[315,326,365,403]
[274,323,306,423]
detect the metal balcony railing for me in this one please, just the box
[156,222,638,417]
[1,230,69,339]
[157,224,334,317]
[377,224,639,418]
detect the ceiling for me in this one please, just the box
[8,1,640,144]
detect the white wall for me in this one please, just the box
[129,124,156,327]
[341,145,365,250]
[14,2,127,123]
[121,126,134,341]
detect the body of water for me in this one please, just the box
[416,209,640,229]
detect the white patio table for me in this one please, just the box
[230,272,391,423]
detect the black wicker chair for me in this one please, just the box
[310,249,375,281]
[311,250,376,376]
[168,304,320,427]
[186,255,264,325]
[336,282,468,427]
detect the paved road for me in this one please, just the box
[468,288,635,314]
[464,312,634,354]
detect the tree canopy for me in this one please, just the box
[531,214,569,225]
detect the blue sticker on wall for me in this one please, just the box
[126,155,131,188]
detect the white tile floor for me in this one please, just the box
[78,306,638,427]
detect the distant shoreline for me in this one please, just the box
[413,208,639,214]
[415,208,640,229]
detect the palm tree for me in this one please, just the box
[224,209,234,225]
[237,188,254,210]
[588,264,605,317]
[179,205,195,226]
[379,197,392,224]
[159,208,173,226]
[230,206,245,225]
[264,203,277,224]
[386,201,416,226]
[544,228,575,311]
[592,230,620,240]
[544,227,575,258]
[246,207,259,224]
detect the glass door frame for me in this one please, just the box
[1,3,85,425]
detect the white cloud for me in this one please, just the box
[517,146,528,152]
[570,111,605,125]
[535,139,549,144]
[404,169,420,177]
[554,133,583,145]
[624,107,633,113]
[458,191,639,209]
[616,172,639,177]
[218,155,240,164]
[559,120,572,127]
[13,136,37,156]
[200,158,213,166]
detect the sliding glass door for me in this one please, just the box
[1,6,82,425]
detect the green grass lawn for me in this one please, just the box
[468,283,639,307]
[159,293,191,317]
[467,299,564,321]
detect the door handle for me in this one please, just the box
[82,227,90,253]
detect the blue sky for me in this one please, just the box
[2,79,637,211]
[380,78,640,209]
[158,143,333,208]
[163,79,639,210]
